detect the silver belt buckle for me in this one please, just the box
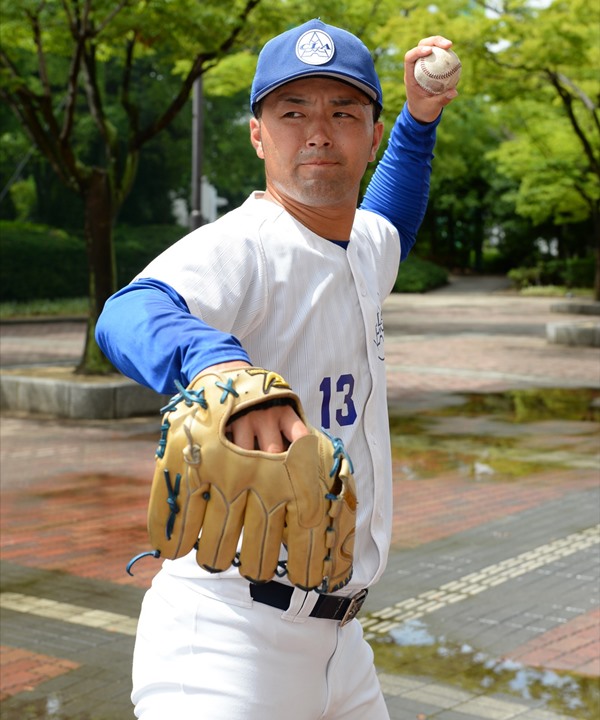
[340,588,368,627]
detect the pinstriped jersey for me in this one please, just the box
[138,192,401,590]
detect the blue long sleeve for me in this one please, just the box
[98,107,440,393]
[95,278,251,394]
[361,103,441,261]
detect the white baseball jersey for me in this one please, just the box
[138,192,400,591]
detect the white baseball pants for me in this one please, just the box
[131,570,390,719]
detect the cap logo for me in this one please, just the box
[295,30,335,66]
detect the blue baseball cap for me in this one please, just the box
[250,19,383,114]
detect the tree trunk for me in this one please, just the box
[472,212,484,273]
[593,207,600,302]
[77,168,118,375]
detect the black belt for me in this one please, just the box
[250,581,368,627]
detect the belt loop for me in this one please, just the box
[281,587,315,623]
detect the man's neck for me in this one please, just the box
[261,189,356,241]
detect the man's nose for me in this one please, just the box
[306,119,333,147]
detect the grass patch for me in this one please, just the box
[519,285,594,298]
[0,297,88,320]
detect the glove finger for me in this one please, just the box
[285,526,328,591]
[147,465,209,558]
[238,491,287,582]
[282,434,330,590]
[196,486,248,573]
[322,456,357,592]
[284,434,324,527]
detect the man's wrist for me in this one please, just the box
[405,102,443,127]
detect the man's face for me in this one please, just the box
[250,77,383,210]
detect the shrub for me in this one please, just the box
[0,221,87,301]
[0,220,185,301]
[114,224,184,285]
[508,257,595,291]
[393,254,448,293]
[507,266,542,290]
[564,258,595,288]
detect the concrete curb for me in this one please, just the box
[546,321,600,347]
[546,300,600,347]
[550,301,600,316]
[0,372,169,419]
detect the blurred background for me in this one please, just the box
[1,0,598,374]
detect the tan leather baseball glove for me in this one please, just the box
[128,367,357,593]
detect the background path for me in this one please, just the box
[1,278,598,719]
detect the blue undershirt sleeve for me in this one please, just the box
[95,278,251,395]
[360,103,441,261]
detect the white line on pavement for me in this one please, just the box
[362,526,600,637]
[0,593,138,636]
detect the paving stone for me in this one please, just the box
[1,287,598,720]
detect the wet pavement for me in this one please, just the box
[1,276,599,719]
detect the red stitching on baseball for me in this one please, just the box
[418,57,461,80]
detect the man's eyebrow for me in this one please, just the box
[331,97,367,107]
[276,95,367,107]
[276,95,310,106]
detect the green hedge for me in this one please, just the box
[113,224,184,285]
[1,221,450,301]
[507,257,595,290]
[0,221,184,301]
[393,254,448,293]
[0,221,87,301]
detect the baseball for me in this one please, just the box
[414,47,461,95]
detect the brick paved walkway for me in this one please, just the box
[1,279,599,719]
[509,608,600,677]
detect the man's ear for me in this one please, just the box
[250,117,264,159]
[369,121,385,163]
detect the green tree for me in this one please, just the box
[202,90,265,212]
[361,0,502,269]
[0,0,261,373]
[479,0,600,297]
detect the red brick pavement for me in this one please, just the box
[0,416,158,589]
[1,416,597,589]
[1,291,599,698]
[0,469,155,589]
[509,608,600,677]
[383,293,600,399]
[390,465,599,548]
[0,645,80,701]
[386,335,600,397]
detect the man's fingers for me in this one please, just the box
[405,37,453,66]
[417,36,453,49]
[227,404,309,452]
[228,414,256,450]
[280,405,310,444]
[255,413,288,453]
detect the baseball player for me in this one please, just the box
[96,19,456,720]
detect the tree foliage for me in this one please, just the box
[0,0,262,373]
[479,0,600,295]
[2,0,599,357]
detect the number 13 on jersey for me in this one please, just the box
[319,374,357,429]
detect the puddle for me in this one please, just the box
[428,388,600,423]
[0,694,92,720]
[370,619,599,719]
[389,388,600,481]
[381,389,599,717]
